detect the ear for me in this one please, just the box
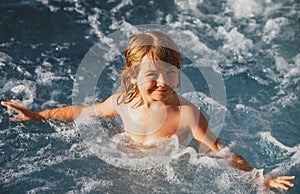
[131,78,137,85]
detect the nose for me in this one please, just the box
[156,73,167,86]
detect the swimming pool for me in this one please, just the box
[0,0,299,193]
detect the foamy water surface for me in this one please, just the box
[0,0,299,193]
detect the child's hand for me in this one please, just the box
[264,175,295,191]
[1,100,42,122]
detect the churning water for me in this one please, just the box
[0,0,299,193]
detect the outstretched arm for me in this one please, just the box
[188,107,295,190]
[2,100,84,121]
[188,109,253,171]
[1,95,117,122]
[212,139,295,190]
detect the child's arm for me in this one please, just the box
[188,107,295,190]
[187,109,253,171]
[1,95,117,122]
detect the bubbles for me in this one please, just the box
[174,0,204,13]
[233,103,271,134]
[263,17,289,43]
[258,131,300,177]
[215,172,232,190]
[0,51,13,63]
[1,80,36,106]
[75,118,184,170]
[75,177,113,193]
[216,27,253,62]
[111,0,133,13]
[225,0,264,19]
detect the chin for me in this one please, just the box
[153,94,169,101]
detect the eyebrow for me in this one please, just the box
[144,70,157,73]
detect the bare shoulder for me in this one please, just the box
[94,93,121,117]
[177,95,201,122]
[177,95,198,111]
[177,94,209,134]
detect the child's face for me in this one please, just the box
[133,55,179,102]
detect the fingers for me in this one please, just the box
[9,115,23,122]
[2,101,17,111]
[1,101,9,107]
[2,100,22,107]
[277,176,296,180]
[267,176,295,191]
[270,181,289,190]
[1,100,26,111]
[276,176,295,188]
[2,101,14,108]
[2,100,28,121]
[2,100,40,122]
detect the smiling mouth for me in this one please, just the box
[153,88,167,93]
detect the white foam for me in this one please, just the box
[215,172,232,191]
[234,104,273,134]
[0,55,32,77]
[87,8,106,40]
[263,17,289,43]
[174,0,204,14]
[164,164,181,184]
[90,134,181,170]
[277,92,298,108]
[27,180,57,194]
[226,66,249,78]
[0,134,90,185]
[225,0,264,19]
[0,51,13,63]
[274,55,300,87]
[172,30,227,67]
[259,131,296,153]
[216,26,253,62]
[294,53,300,66]
[110,0,133,13]
[35,64,67,86]
[3,80,37,106]
[267,145,300,176]
[76,177,113,193]
[256,132,299,177]
[110,20,139,37]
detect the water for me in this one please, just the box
[0,0,299,193]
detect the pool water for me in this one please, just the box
[0,0,299,193]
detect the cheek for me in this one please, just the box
[168,75,179,89]
[137,79,155,90]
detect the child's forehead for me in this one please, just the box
[140,55,177,71]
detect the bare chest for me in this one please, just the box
[118,103,184,143]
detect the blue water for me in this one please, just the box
[1,0,299,193]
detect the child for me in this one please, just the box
[1,31,295,190]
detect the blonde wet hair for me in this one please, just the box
[117,31,181,105]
